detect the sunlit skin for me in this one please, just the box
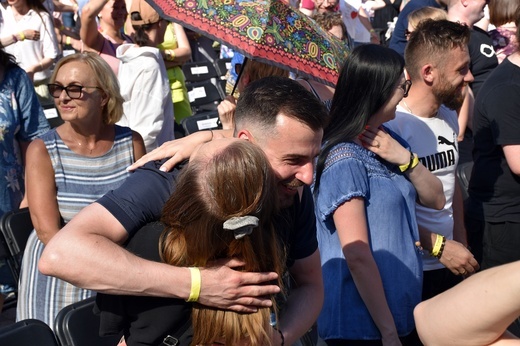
[52,61,107,125]
[432,46,474,110]
[329,24,345,40]
[238,114,323,208]
[99,0,128,34]
[467,0,487,25]
[314,0,339,13]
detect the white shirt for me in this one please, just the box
[116,44,175,152]
[1,5,58,83]
[340,0,370,43]
[386,105,459,270]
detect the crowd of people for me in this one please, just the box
[1,0,520,345]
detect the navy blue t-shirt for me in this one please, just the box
[95,159,318,344]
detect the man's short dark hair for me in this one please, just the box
[234,76,328,135]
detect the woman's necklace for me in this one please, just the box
[76,141,95,154]
[71,133,96,155]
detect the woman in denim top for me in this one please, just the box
[313,44,445,345]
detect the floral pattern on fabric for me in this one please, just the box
[0,66,49,216]
[148,0,350,86]
[489,26,517,64]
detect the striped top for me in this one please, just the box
[16,124,135,327]
[42,125,134,222]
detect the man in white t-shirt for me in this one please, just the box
[385,19,479,300]
[339,0,379,45]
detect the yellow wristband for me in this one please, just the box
[431,234,444,257]
[399,151,419,172]
[410,154,419,170]
[186,267,201,302]
[66,36,71,45]
[19,31,26,41]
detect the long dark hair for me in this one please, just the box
[314,44,404,194]
[131,12,155,47]
[0,50,17,69]
[26,0,50,14]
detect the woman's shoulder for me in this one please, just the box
[323,142,370,168]
[4,65,29,84]
[39,127,58,142]
[322,140,396,178]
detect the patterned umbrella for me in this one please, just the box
[146,0,350,87]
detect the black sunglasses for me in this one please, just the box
[47,84,102,99]
[399,79,412,97]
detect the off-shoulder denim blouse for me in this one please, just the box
[312,134,423,341]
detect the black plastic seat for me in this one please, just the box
[54,296,122,346]
[0,319,59,346]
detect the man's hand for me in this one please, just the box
[198,258,280,313]
[440,240,479,276]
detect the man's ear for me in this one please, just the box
[422,64,435,84]
[241,73,250,87]
[236,129,254,142]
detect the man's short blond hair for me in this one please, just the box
[405,20,470,81]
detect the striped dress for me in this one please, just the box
[16,125,134,328]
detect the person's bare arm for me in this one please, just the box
[80,0,107,51]
[276,250,324,345]
[161,23,192,67]
[39,202,280,311]
[172,23,191,63]
[52,0,78,12]
[131,131,146,161]
[18,140,31,208]
[358,7,380,44]
[334,198,402,345]
[128,129,234,172]
[364,0,387,11]
[418,228,479,277]
[24,58,54,82]
[361,126,445,210]
[414,261,520,346]
[25,139,62,244]
[503,144,520,175]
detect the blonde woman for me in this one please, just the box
[16,52,145,327]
